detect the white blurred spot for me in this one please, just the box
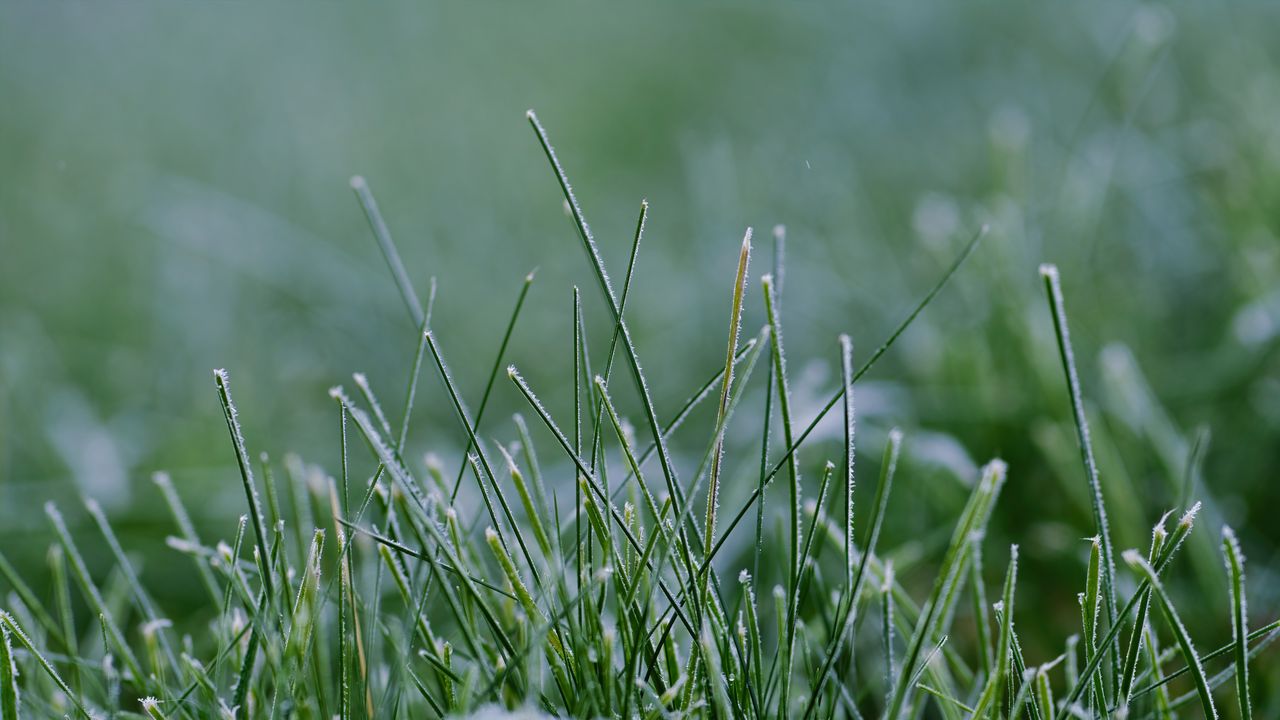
[912,193,961,249]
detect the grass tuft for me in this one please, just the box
[0,117,1271,720]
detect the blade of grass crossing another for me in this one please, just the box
[1119,511,1170,707]
[700,226,988,576]
[1124,550,1217,719]
[1056,503,1200,719]
[801,429,901,720]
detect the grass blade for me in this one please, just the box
[703,229,752,572]
[350,174,425,328]
[1124,549,1217,719]
[214,369,279,622]
[970,545,1018,719]
[0,620,18,719]
[1222,525,1251,720]
[801,429,901,720]
[0,611,90,717]
[1039,264,1119,687]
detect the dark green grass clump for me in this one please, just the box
[0,113,1274,719]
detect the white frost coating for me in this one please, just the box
[1179,501,1201,529]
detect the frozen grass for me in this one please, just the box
[0,114,1275,719]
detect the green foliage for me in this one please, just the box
[0,113,1276,719]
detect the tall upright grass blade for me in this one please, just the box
[527,109,697,576]
[801,429,901,720]
[761,271,801,717]
[1039,264,1120,690]
[839,334,856,593]
[703,229,752,573]
[1222,525,1252,720]
[970,545,1018,719]
[214,369,279,622]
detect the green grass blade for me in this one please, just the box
[421,330,541,585]
[2,610,91,717]
[0,552,66,651]
[760,271,801,717]
[885,458,1006,720]
[45,502,147,686]
[1118,511,1170,706]
[703,229,752,571]
[801,429,901,720]
[1222,525,1252,720]
[970,545,1018,719]
[0,619,18,719]
[1124,549,1217,719]
[526,109,697,581]
[213,369,279,621]
[153,472,223,606]
[350,174,425,328]
[447,270,535,496]
[1039,264,1119,685]
[83,497,182,679]
[839,333,856,594]
[1056,503,1200,718]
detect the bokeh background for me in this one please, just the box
[2,0,1279,683]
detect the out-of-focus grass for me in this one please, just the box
[1,0,1279,678]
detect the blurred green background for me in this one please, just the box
[2,0,1278,674]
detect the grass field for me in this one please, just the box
[1,1,1279,717]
